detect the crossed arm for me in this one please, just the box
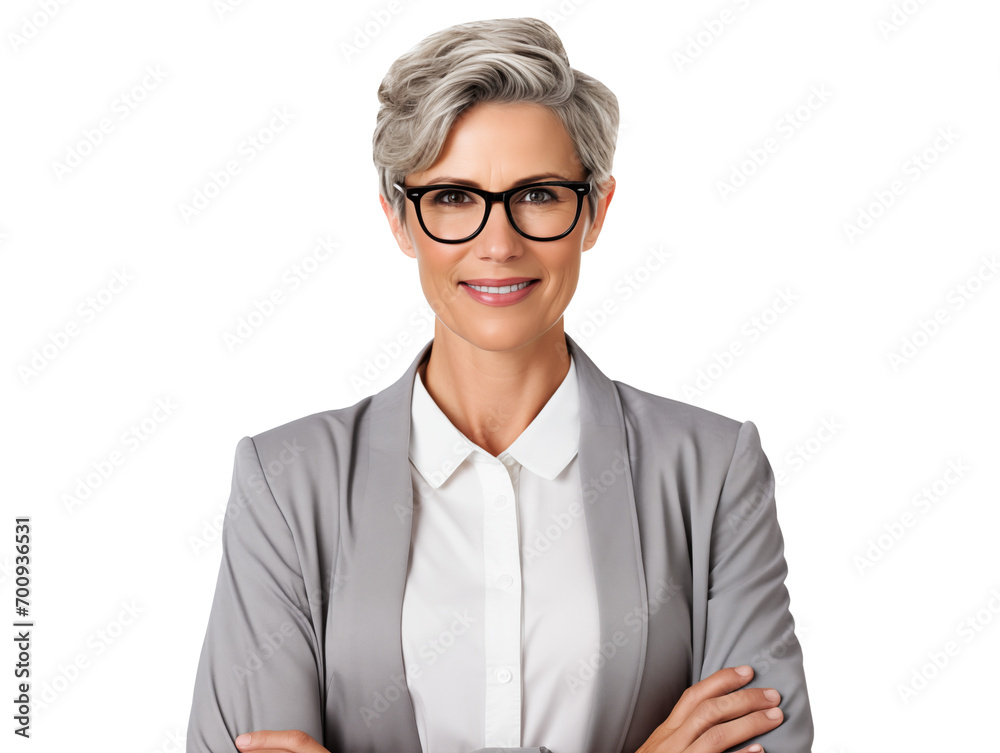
[230,665,785,753]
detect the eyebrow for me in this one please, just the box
[421,173,574,188]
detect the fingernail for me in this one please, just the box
[765,707,782,720]
[235,734,251,748]
[735,665,753,677]
[748,745,763,752]
[763,688,780,702]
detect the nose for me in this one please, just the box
[474,199,525,262]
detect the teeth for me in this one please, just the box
[466,281,533,294]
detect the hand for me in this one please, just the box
[234,730,330,753]
[635,665,783,753]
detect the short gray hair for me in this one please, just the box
[373,17,619,222]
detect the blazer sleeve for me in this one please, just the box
[701,421,814,752]
[186,436,325,753]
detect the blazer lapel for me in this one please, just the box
[334,339,431,750]
[348,335,646,753]
[564,334,648,753]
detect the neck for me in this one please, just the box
[419,323,571,457]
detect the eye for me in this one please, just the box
[518,187,558,204]
[430,189,474,206]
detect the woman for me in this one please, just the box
[187,17,813,753]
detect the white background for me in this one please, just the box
[2,0,998,750]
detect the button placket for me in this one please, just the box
[480,456,522,747]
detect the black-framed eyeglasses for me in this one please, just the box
[393,180,592,243]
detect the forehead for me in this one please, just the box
[410,102,584,185]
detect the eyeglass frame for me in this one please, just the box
[393,180,593,244]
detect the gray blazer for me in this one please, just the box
[187,334,813,753]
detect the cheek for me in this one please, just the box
[554,246,583,278]
[415,251,465,310]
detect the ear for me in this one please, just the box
[582,175,616,253]
[380,193,416,258]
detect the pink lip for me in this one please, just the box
[460,278,540,307]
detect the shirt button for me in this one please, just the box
[496,573,514,590]
[492,494,507,509]
[496,667,512,683]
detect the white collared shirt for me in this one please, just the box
[402,353,600,753]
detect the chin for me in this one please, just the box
[461,322,560,353]
[464,331,534,353]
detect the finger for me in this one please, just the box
[672,688,782,752]
[690,706,783,753]
[234,729,328,753]
[659,665,756,731]
[638,666,761,750]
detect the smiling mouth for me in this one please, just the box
[461,280,539,294]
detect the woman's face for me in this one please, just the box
[381,102,615,354]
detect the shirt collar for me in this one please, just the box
[408,353,580,489]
